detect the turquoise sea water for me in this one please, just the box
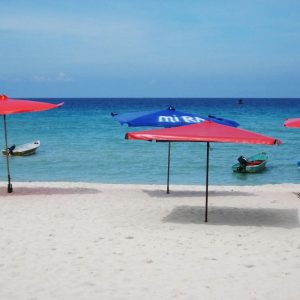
[1,98,300,185]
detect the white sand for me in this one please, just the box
[0,182,300,300]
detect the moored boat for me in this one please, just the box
[232,152,268,173]
[2,141,40,156]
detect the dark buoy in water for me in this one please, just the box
[238,98,243,105]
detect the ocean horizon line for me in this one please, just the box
[9,96,300,101]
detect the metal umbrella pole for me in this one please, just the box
[3,115,13,193]
[205,142,210,222]
[166,142,171,194]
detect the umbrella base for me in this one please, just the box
[7,183,13,193]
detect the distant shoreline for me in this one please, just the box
[1,181,300,191]
[2,181,300,186]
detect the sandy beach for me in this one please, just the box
[0,182,300,300]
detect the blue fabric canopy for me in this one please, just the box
[111,106,239,128]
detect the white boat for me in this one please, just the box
[2,141,40,156]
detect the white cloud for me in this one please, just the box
[32,72,72,82]
[0,13,145,40]
[32,75,50,82]
[56,72,72,82]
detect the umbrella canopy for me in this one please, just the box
[0,95,63,114]
[126,120,280,144]
[125,121,281,222]
[0,95,63,193]
[284,118,300,128]
[112,106,239,128]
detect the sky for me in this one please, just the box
[0,0,300,98]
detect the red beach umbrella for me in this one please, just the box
[284,118,300,128]
[0,95,63,193]
[126,121,281,222]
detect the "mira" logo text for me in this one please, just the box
[158,115,204,123]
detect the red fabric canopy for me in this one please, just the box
[284,118,300,128]
[126,120,281,145]
[0,95,63,115]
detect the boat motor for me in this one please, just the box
[237,155,248,173]
[8,145,16,155]
[238,155,248,167]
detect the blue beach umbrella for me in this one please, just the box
[112,106,239,128]
[112,106,239,193]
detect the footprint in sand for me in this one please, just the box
[244,264,255,268]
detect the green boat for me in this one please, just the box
[232,152,268,173]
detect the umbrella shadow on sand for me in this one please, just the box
[162,205,299,228]
[143,189,255,198]
[0,186,100,196]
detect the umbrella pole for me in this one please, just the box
[167,142,171,194]
[205,142,210,222]
[3,115,13,193]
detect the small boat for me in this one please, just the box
[2,141,40,156]
[232,152,268,173]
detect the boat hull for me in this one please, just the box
[2,141,40,156]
